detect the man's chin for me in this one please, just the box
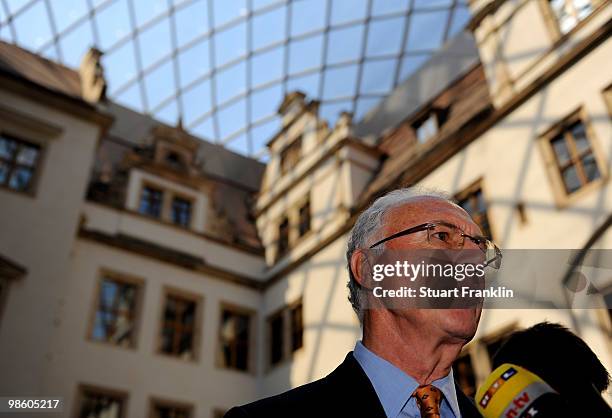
[442,307,481,341]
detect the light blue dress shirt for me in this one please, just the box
[353,341,462,418]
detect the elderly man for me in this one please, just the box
[226,188,496,418]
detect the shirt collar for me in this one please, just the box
[353,341,462,418]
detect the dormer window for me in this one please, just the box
[412,107,449,144]
[280,136,302,175]
[165,151,186,171]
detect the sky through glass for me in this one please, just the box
[0,0,471,159]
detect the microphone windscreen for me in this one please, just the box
[476,363,565,418]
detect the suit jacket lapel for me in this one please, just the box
[455,385,482,418]
[326,353,387,418]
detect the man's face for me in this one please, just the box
[376,197,483,343]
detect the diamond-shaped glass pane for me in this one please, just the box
[250,84,283,123]
[322,65,359,100]
[214,23,247,67]
[326,25,365,65]
[174,1,209,47]
[218,99,246,139]
[13,1,52,51]
[182,80,212,125]
[178,41,211,88]
[366,16,406,58]
[95,0,131,50]
[252,6,286,50]
[360,59,397,94]
[251,47,284,87]
[406,10,450,51]
[216,61,247,105]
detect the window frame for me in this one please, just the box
[86,270,145,350]
[538,107,607,207]
[0,132,44,196]
[297,199,312,238]
[410,106,449,145]
[73,383,128,418]
[148,396,194,418]
[266,298,304,371]
[279,135,303,176]
[170,195,193,228]
[136,178,196,229]
[216,301,256,374]
[138,183,165,219]
[455,178,496,241]
[539,0,605,43]
[156,286,203,362]
[276,216,290,260]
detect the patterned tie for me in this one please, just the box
[413,384,442,417]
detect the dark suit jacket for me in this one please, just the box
[225,352,482,418]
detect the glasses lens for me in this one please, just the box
[485,244,502,269]
[428,223,460,247]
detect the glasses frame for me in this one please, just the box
[368,221,503,268]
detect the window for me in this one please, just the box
[547,116,601,195]
[150,399,193,418]
[413,114,438,144]
[218,306,252,372]
[547,0,595,35]
[412,107,449,144]
[165,151,186,170]
[90,275,142,348]
[298,200,311,237]
[139,186,164,218]
[280,136,302,175]
[267,300,303,368]
[269,311,284,366]
[0,134,41,193]
[159,292,199,360]
[76,385,126,418]
[171,197,192,228]
[290,302,304,351]
[277,217,289,258]
[453,355,476,398]
[456,183,493,239]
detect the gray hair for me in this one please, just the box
[346,187,457,323]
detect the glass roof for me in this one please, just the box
[0,0,471,160]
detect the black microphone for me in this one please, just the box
[490,322,612,417]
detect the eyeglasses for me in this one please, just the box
[368,221,502,269]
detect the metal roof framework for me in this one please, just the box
[0,0,470,159]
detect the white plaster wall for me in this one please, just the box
[0,89,102,397]
[82,202,267,280]
[46,239,261,417]
[258,235,360,398]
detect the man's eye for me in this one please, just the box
[432,232,451,242]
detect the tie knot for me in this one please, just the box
[413,385,442,417]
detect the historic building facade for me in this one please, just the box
[0,1,611,417]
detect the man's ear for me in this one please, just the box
[351,249,372,289]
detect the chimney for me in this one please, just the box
[79,47,107,104]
